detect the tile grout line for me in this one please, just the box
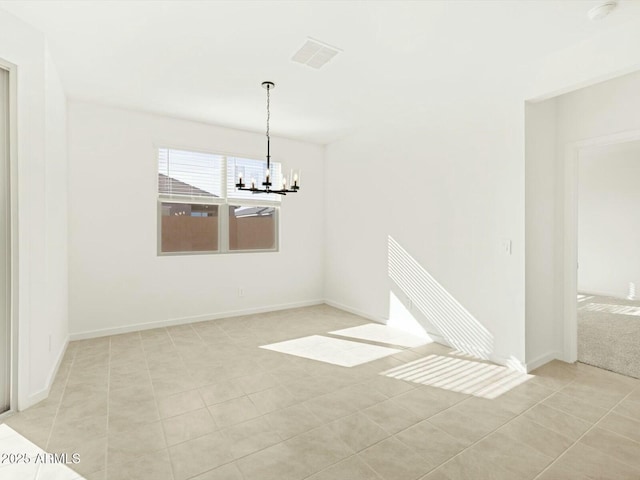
[32,323,640,480]
[101,318,406,476]
[108,342,640,480]
[296,367,477,479]
[39,346,78,480]
[532,388,638,479]
[43,346,77,451]
[176,344,422,479]
[143,327,178,480]
[392,377,580,479]
[142,324,249,480]
[294,348,495,478]
[536,370,640,428]
[186,321,251,480]
[77,342,626,478]
[291,346,501,479]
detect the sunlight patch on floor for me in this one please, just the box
[260,335,402,367]
[329,323,430,348]
[581,302,640,317]
[381,354,532,399]
[0,424,85,479]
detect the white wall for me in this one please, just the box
[0,9,68,409]
[326,19,640,372]
[67,102,323,337]
[525,100,562,368]
[325,79,527,368]
[556,71,640,145]
[44,47,68,388]
[578,141,640,298]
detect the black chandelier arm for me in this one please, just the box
[235,184,299,196]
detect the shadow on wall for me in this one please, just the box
[387,236,494,360]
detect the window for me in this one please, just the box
[158,148,280,254]
[228,205,277,251]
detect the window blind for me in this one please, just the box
[158,148,222,200]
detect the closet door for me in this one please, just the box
[0,66,10,414]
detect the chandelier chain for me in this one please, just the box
[266,85,270,141]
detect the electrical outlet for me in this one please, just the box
[238,288,244,297]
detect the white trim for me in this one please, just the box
[69,299,324,341]
[324,300,500,364]
[322,300,528,369]
[323,300,388,325]
[525,351,562,373]
[158,195,226,205]
[578,289,628,300]
[324,300,458,348]
[0,58,18,414]
[0,409,15,421]
[21,337,68,410]
[562,128,640,363]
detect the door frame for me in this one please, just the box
[562,128,640,363]
[0,57,18,417]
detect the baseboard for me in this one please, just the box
[325,300,533,372]
[323,299,388,325]
[69,299,324,341]
[579,289,630,300]
[324,299,450,345]
[21,336,69,410]
[525,351,562,372]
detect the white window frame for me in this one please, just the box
[156,146,281,256]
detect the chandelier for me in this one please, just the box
[235,81,300,195]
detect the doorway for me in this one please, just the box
[0,65,9,413]
[561,129,640,378]
[575,140,640,378]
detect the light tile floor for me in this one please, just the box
[1,304,640,480]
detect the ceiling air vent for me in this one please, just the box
[291,38,342,69]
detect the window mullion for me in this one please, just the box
[220,203,229,253]
[221,156,229,253]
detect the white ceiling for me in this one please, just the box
[2,0,640,144]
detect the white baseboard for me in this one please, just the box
[69,299,324,341]
[325,300,532,372]
[433,336,528,373]
[525,351,562,372]
[324,299,453,347]
[21,336,69,410]
[579,289,629,300]
[323,299,388,325]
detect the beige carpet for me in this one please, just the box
[578,293,640,379]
